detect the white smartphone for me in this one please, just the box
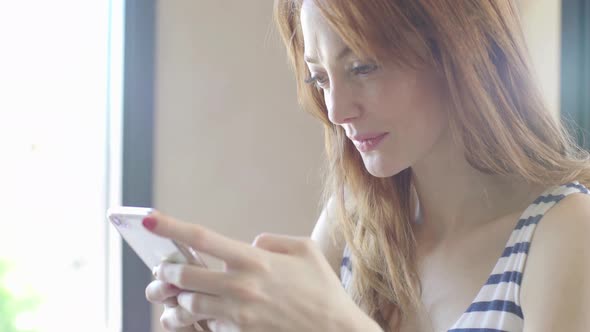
[107,206,212,331]
[106,206,208,269]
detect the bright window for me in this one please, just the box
[0,1,124,331]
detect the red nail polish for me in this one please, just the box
[142,217,157,230]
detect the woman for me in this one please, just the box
[144,0,590,331]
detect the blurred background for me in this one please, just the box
[0,1,587,332]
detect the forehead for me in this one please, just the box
[300,1,346,58]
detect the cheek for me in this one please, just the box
[368,74,419,120]
[409,110,448,156]
[374,76,449,152]
[412,79,449,138]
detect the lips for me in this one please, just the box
[348,132,388,152]
[349,133,388,141]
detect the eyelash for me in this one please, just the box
[304,74,327,88]
[304,64,378,89]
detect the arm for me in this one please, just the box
[310,195,347,278]
[311,197,383,332]
[148,208,383,332]
[521,193,590,331]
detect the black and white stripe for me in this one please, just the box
[339,181,589,332]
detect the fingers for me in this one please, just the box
[177,291,229,321]
[144,211,258,268]
[146,280,182,304]
[164,325,197,332]
[154,263,232,296]
[164,297,179,307]
[160,305,211,331]
[252,233,317,255]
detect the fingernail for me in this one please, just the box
[142,217,157,230]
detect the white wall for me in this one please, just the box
[152,1,324,331]
[518,0,562,117]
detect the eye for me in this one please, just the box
[304,73,329,89]
[351,63,378,76]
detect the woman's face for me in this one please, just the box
[300,1,450,177]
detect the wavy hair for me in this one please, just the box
[274,0,590,328]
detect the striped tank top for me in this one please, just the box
[340,181,589,332]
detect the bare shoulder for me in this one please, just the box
[521,192,590,331]
[311,195,349,278]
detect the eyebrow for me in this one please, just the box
[304,46,353,64]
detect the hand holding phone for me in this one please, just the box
[107,206,211,331]
[107,206,208,269]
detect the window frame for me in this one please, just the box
[120,1,156,331]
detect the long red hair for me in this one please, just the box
[274,0,590,328]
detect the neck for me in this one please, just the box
[410,130,545,241]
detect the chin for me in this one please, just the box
[362,158,406,178]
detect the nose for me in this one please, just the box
[324,81,361,125]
